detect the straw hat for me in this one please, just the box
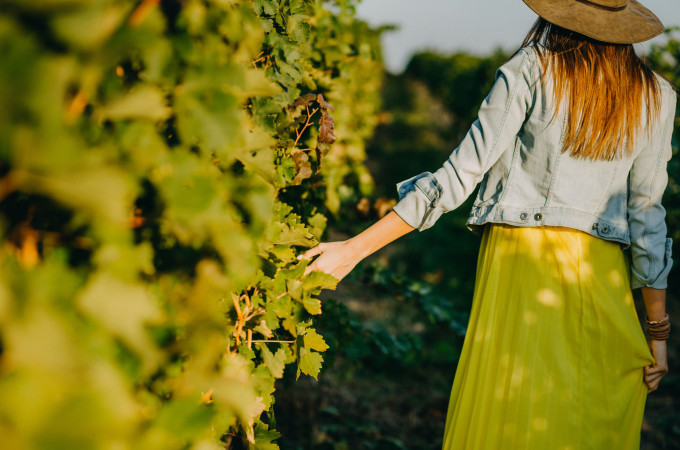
[522,0,664,44]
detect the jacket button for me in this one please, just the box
[534,213,543,221]
[520,212,528,221]
[601,225,610,234]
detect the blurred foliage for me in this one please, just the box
[0,0,382,448]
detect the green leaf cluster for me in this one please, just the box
[0,0,382,448]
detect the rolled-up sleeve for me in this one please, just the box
[627,94,676,289]
[393,48,535,230]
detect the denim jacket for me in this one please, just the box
[393,46,677,289]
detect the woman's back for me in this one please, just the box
[470,46,676,241]
[394,42,676,290]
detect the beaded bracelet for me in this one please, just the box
[646,314,670,341]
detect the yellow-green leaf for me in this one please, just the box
[303,328,328,352]
[98,85,170,121]
[259,344,285,379]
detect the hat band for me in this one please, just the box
[576,0,627,12]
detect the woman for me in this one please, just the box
[302,0,674,448]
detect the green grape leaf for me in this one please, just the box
[253,319,273,339]
[175,75,243,154]
[154,398,215,441]
[252,364,276,409]
[275,260,307,281]
[260,18,274,32]
[287,15,310,43]
[286,278,303,301]
[295,319,313,337]
[276,60,303,84]
[300,295,321,315]
[288,0,307,15]
[270,245,297,263]
[51,3,130,50]
[297,346,323,380]
[303,328,328,352]
[269,222,316,247]
[259,344,286,379]
[254,0,277,16]
[306,213,327,240]
[76,273,162,368]
[303,270,338,293]
[97,85,170,121]
[250,421,281,450]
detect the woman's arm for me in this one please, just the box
[300,52,535,279]
[626,89,675,394]
[300,211,414,281]
[643,286,667,321]
[393,49,534,232]
[641,286,669,393]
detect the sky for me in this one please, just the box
[355,0,680,73]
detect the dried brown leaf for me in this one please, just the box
[318,110,335,144]
[291,148,313,183]
[292,93,317,108]
[316,93,334,112]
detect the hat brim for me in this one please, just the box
[522,0,664,44]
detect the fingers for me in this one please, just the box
[300,243,333,276]
[303,260,319,276]
[645,372,664,386]
[299,243,325,261]
[646,377,661,393]
[644,364,669,393]
[644,364,668,376]
[644,370,667,385]
[647,378,661,393]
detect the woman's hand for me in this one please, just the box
[644,339,668,393]
[299,240,362,282]
[298,211,415,283]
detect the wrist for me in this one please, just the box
[345,236,372,261]
[647,312,668,322]
[646,314,670,341]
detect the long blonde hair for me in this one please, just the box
[522,18,661,161]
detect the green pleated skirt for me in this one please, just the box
[442,224,654,449]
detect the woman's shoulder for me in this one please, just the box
[653,73,676,98]
[495,46,542,81]
[506,46,540,68]
[515,45,544,64]
[503,46,543,89]
[652,73,677,120]
[653,72,675,91]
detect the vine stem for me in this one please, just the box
[251,340,295,344]
[244,308,264,321]
[293,105,319,149]
[232,293,244,345]
[252,52,266,67]
[128,0,160,27]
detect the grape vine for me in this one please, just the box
[0,0,382,448]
